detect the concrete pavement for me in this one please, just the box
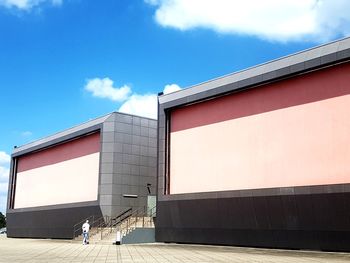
[1,235,350,262]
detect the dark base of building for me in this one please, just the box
[7,204,102,239]
[156,228,350,252]
[156,192,350,252]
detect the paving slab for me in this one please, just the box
[1,235,350,262]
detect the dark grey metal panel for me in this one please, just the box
[7,204,102,239]
[156,191,350,251]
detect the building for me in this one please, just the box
[7,112,157,239]
[157,37,350,251]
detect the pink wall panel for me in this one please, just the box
[171,63,350,133]
[17,132,100,173]
[170,62,350,194]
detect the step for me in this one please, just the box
[122,228,155,244]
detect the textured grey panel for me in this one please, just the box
[130,165,140,175]
[321,53,337,64]
[140,137,149,146]
[140,119,149,127]
[122,197,137,207]
[122,144,132,154]
[100,184,113,194]
[123,154,133,164]
[140,156,148,167]
[105,113,116,122]
[158,117,165,128]
[102,132,115,142]
[290,62,305,74]
[140,126,149,136]
[139,187,149,196]
[149,147,157,158]
[148,157,157,167]
[122,185,139,195]
[100,205,112,216]
[131,145,140,155]
[114,142,123,153]
[114,152,123,164]
[320,41,340,56]
[101,163,114,173]
[116,123,132,134]
[132,116,141,126]
[148,167,157,176]
[112,195,121,205]
[115,132,133,144]
[141,176,156,186]
[149,128,157,138]
[121,163,132,174]
[131,155,140,165]
[114,132,123,143]
[114,163,123,173]
[159,128,165,140]
[112,184,122,194]
[305,57,321,69]
[149,138,157,147]
[140,146,148,156]
[149,120,157,129]
[275,67,291,78]
[113,174,122,184]
[101,152,114,163]
[103,122,115,132]
[132,125,141,136]
[116,113,133,124]
[127,175,139,186]
[123,134,133,144]
[100,173,113,184]
[132,135,141,145]
[100,195,112,205]
[338,38,350,51]
[337,49,350,60]
[102,142,114,153]
[121,175,132,185]
[140,165,148,176]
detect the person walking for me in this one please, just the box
[82,220,90,245]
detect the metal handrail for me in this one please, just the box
[72,215,95,239]
[119,205,156,237]
[72,206,155,241]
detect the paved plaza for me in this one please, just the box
[1,235,350,263]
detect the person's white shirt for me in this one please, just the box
[82,221,90,233]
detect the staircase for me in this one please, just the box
[72,206,156,244]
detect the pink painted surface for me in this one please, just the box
[171,62,350,133]
[170,63,350,194]
[14,152,100,208]
[17,132,100,173]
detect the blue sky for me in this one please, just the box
[1,0,350,214]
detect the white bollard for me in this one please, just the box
[114,231,121,245]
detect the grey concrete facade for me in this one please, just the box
[7,112,157,238]
[99,112,158,218]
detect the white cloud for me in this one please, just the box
[119,94,158,119]
[0,152,10,214]
[145,0,350,42]
[85,78,131,102]
[0,195,7,214]
[0,0,62,10]
[21,131,33,137]
[163,83,182,94]
[0,152,10,165]
[118,84,182,119]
